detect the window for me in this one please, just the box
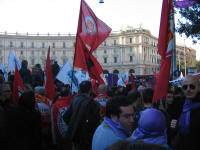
[53,51,56,55]
[0,50,2,55]
[32,42,34,48]
[31,59,34,65]
[31,50,34,55]
[104,49,107,54]
[103,41,106,46]
[42,42,45,48]
[130,47,132,52]
[10,41,13,48]
[0,41,2,47]
[20,42,24,48]
[104,57,107,63]
[130,56,133,62]
[130,38,132,43]
[114,49,117,54]
[114,57,117,63]
[42,51,45,55]
[20,51,23,55]
[63,50,66,55]
[52,42,55,48]
[114,40,117,45]
[63,42,66,48]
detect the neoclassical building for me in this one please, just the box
[0,27,196,76]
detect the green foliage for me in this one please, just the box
[177,58,197,73]
[175,1,200,43]
[196,60,200,72]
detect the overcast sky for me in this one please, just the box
[0,0,199,59]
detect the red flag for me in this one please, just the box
[13,63,24,104]
[130,73,136,90]
[79,0,111,53]
[152,0,174,104]
[74,0,111,84]
[45,46,56,100]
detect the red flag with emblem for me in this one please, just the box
[74,0,111,84]
[152,0,175,104]
[45,46,56,101]
[13,63,24,104]
[79,0,111,53]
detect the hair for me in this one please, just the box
[0,82,11,96]
[60,86,70,97]
[127,90,141,104]
[79,81,92,94]
[18,91,36,110]
[142,88,154,104]
[21,60,28,68]
[98,84,107,94]
[107,140,167,150]
[106,95,132,118]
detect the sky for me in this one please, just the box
[0,0,199,60]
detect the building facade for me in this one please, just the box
[0,27,196,76]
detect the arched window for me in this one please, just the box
[129,69,135,74]
[113,70,119,74]
[103,70,109,74]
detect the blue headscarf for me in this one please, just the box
[104,117,131,139]
[179,100,200,136]
[131,108,168,145]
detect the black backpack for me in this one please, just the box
[66,97,100,146]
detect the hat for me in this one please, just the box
[138,108,166,135]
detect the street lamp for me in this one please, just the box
[99,0,104,3]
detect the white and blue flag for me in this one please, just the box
[0,63,8,81]
[7,50,21,72]
[56,60,78,93]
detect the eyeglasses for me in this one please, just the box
[182,84,196,90]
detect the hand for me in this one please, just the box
[170,119,178,129]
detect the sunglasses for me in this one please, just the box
[182,84,196,90]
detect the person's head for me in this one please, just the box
[0,83,12,102]
[79,81,92,95]
[106,95,134,130]
[127,90,142,108]
[165,89,174,105]
[21,60,28,68]
[107,140,167,150]
[182,75,200,100]
[0,74,5,84]
[60,86,70,97]
[98,84,107,94]
[142,88,154,105]
[18,91,36,110]
[34,86,46,96]
[133,108,167,145]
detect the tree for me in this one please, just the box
[196,60,200,72]
[177,57,197,75]
[175,1,200,43]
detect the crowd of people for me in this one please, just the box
[0,59,200,150]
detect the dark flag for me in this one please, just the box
[107,73,118,87]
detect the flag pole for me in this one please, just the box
[171,0,177,80]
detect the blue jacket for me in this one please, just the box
[92,122,123,150]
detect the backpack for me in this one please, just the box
[66,97,100,145]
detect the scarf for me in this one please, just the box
[179,100,200,136]
[104,117,131,139]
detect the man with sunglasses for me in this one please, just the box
[176,75,200,150]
